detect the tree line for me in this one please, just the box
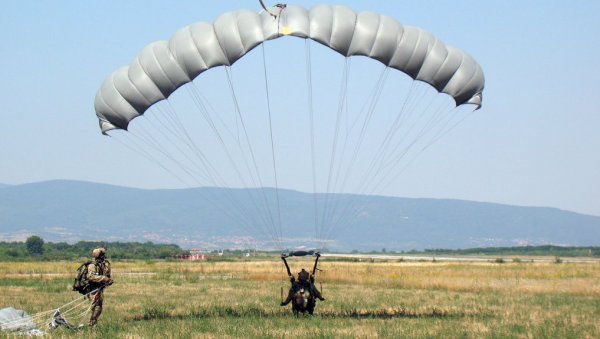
[418,245,600,257]
[0,236,187,261]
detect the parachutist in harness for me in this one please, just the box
[280,251,324,314]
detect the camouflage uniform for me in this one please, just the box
[281,269,324,305]
[87,248,112,326]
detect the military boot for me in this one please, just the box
[312,286,325,301]
[89,306,102,327]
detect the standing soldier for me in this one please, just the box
[87,248,112,326]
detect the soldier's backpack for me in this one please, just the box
[72,261,92,295]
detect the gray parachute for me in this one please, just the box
[94,4,484,134]
[0,307,41,335]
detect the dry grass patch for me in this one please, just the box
[0,259,599,338]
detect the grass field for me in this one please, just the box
[1,258,599,338]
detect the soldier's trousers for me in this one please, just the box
[282,284,324,305]
[89,290,104,326]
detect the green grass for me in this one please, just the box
[1,260,599,338]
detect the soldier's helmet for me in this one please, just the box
[298,269,309,282]
[92,247,106,259]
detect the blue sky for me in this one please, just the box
[1,0,599,217]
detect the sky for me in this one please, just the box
[1,0,599,217]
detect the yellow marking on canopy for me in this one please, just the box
[282,26,291,35]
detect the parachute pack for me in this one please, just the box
[72,261,92,295]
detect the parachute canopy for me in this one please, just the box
[0,307,36,333]
[95,4,484,134]
[93,4,485,250]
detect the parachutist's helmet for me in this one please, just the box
[298,269,309,282]
[92,248,106,259]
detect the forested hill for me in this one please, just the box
[0,180,599,251]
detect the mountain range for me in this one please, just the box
[0,180,598,251]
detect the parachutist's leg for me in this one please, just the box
[89,306,102,327]
[281,288,293,306]
[312,285,325,301]
[89,292,104,326]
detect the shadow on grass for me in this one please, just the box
[131,305,492,321]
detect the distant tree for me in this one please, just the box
[381,248,386,253]
[25,236,44,256]
[6,248,21,257]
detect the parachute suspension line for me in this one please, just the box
[423,106,477,152]
[353,82,427,195]
[352,81,417,188]
[305,39,321,249]
[159,100,247,197]
[261,43,284,246]
[380,94,454,173]
[184,87,259,191]
[154,101,275,243]
[127,122,206,183]
[224,66,283,249]
[123,125,263,242]
[162,100,245,189]
[324,69,403,237]
[259,0,277,18]
[370,104,457,195]
[109,132,191,187]
[321,83,418,243]
[141,107,212,183]
[318,57,350,244]
[381,105,476,193]
[329,66,389,200]
[320,65,390,243]
[186,86,238,142]
[57,297,92,319]
[184,83,282,248]
[327,91,465,243]
[324,82,451,243]
[123,99,275,245]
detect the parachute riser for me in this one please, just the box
[259,0,287,19]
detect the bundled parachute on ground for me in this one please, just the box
[94,4,485,250]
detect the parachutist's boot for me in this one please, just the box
[313,288,325,301]
[89,307,102,327]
